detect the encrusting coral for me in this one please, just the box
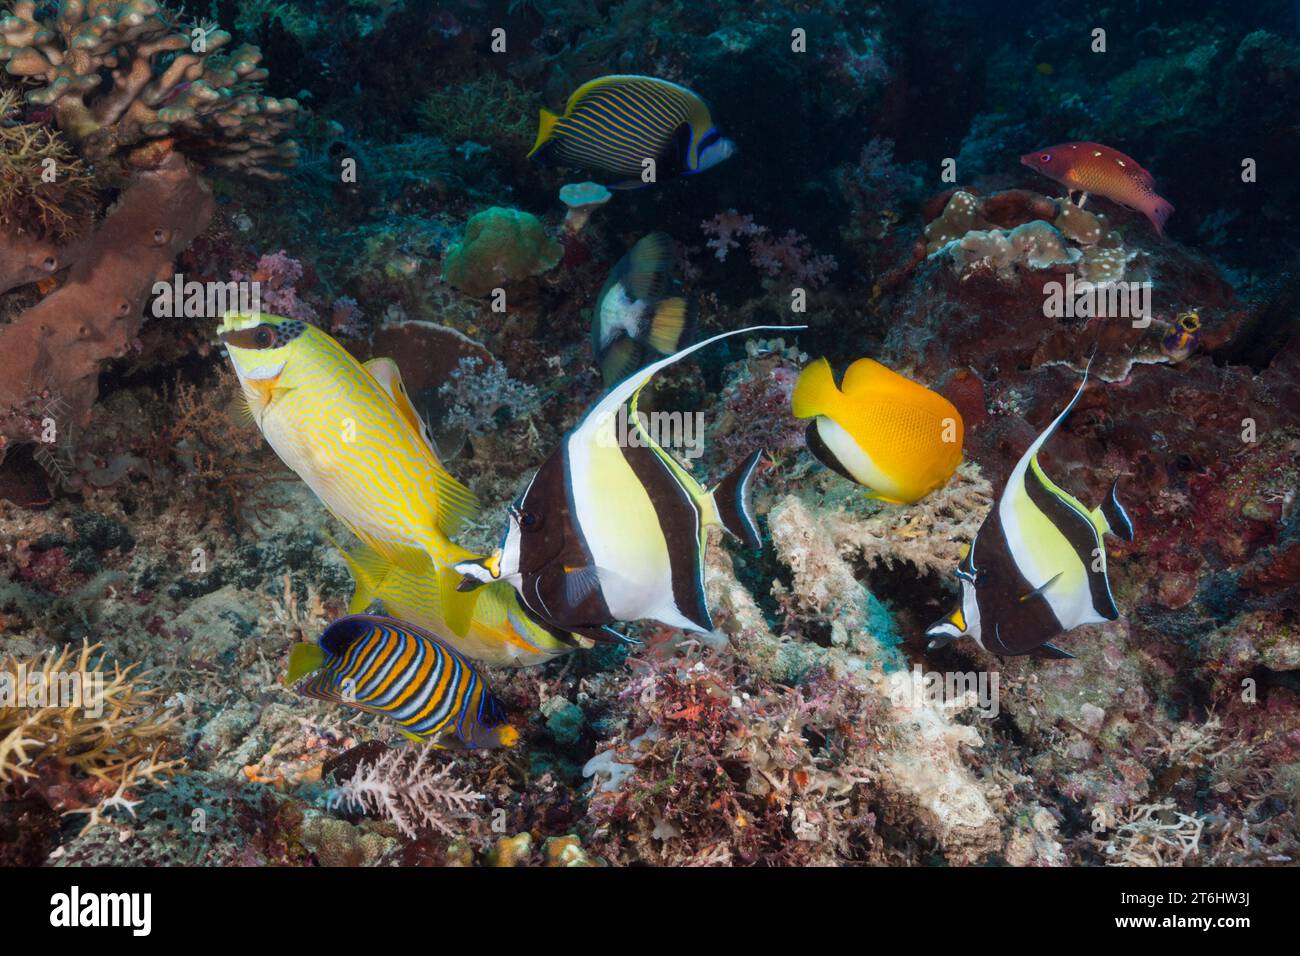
[0,0,298,176]
[441,206,562,297]
[0,641,184,830]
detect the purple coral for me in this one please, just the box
[701,212,837,288]
[231,250,319,322]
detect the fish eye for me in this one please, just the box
[254,326,274,348]
[1039,153,1051,163]
[519,511,541,531]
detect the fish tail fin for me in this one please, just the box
[791,357,841,420]
[710,450,764,549]
[1093,477,1135,541]
[283,643,326,687]
[1147,196,1174,237]
[645,297,691,355]
[328,532,392,614]
[529,108,560,159]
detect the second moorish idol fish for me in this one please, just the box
[528,75,735,189]
[924,363,1135,659]
[791,357,964,504]
[1021,141,1174,236]
[453,325,805,641]
[593,232,693,388]
[284,614,518,749]
[217,312,481,633]
[333,536,577,668]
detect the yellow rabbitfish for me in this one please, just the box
[334,536,575,668]
[791,357,964,505]
[218,312,480,633]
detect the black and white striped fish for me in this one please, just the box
[925,364,1135,659]
[528,75,735,189]
[454,326,804,642]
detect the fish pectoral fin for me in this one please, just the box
[1034,642,1076,660]
[561,565,604,610]
[1019,572,1064,603]
[398,730,427,744]
[360,598,388,616]
[567,623,640,646]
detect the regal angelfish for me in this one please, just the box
[454,325,804,641]
[284,614,519,750]
[925,364,1135,658]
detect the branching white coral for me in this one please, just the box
[327,747,483,839]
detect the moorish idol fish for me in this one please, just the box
[593,232,693,388]
[218,313,481,634]
[529,75,736,190]
[284,614,518,749]
[925,365,1135,659]
[453,325,805,641]
[791,357,964,504]
[333,536,577,668]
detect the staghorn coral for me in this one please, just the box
[0,0,298,177]
[0,86,96,240]
[0,640,184,829]
[327,746,484,840]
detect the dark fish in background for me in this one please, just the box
[925,365,1135,659]
[529,74,736,189]
[593,232,693,388]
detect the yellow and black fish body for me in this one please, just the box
[285,614,518,749]
[925,366,1135,659]
[454,326,804,640]
[529,75,736,190]
[593,233,694,388]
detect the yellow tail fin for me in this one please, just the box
[791,357,842,420]
[646,298,689,355]
[284,643,326,686]
[328,533,392,614]
[529,108,560,157]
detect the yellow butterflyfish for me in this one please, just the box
[791,357,963,505]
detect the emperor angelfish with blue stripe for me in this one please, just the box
[529,75,736,190]
[925,363,1135,659]
[593,232,693,388]
[333,536,577,668]
[218,312,481,634]
[283,614,519,750]
[454,325,804,641]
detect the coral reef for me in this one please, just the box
[0,0,298,175]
